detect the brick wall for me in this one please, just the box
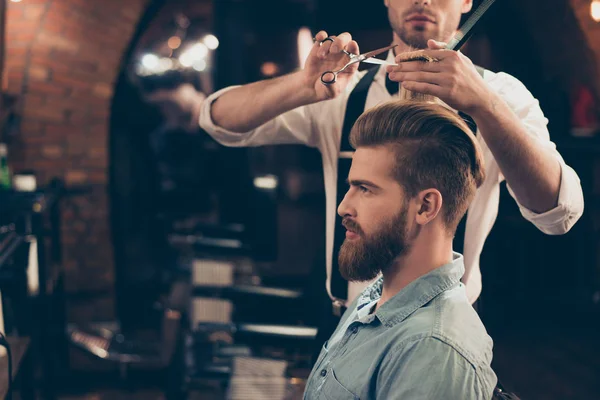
[4,0,148,320]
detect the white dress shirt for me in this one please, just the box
[199,52,584,305]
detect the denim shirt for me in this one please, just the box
[303,254,497,400]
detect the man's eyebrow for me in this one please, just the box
[347,179,382,190]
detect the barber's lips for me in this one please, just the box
[406,14,436,25]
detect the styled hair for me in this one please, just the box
[350,100,485,232]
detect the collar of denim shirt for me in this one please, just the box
[356,252,465,328]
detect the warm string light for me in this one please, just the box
[592,0,600,22]
[203,34,219,50]
[260,62,279,77]
[137,10,219,77]
[168,36,182,50]
[137,33,219,76]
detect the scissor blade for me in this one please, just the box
[361,44,397,60]
[361,58,396,66]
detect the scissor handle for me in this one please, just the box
[321,71,337,85]
[320,51,361,85]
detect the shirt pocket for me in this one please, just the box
[321,369,360,400]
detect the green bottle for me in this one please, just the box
[0,143,12,189]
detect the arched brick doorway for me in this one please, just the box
[3,0,150,322]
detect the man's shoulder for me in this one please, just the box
[435,289,493,366]
[379,332,497,400]
[389,286,493,368]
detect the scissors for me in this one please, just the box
[320,42,397,85]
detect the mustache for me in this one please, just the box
[342,217,363,235]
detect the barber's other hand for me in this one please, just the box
[386,39,492,114]
[303,30,360,101]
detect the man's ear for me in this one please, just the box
[462,0,473,14]
[415,189,443,226]
[384,0,390,8]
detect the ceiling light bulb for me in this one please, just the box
[592,0,600,22]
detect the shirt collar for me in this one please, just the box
[357,252,465,328]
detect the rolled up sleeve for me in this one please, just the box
[198,86,319,148]
[490,72,584,234]
[510,161,584,234]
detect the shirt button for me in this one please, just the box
[320,369,327,377]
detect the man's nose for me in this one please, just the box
[414,0,430,5]
[337,190,354,218]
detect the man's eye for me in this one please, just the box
[359,185,370,193]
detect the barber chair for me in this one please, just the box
[66,226,187,394]
[67,280,188,398]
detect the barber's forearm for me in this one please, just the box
[472,94,561,214]
[211,71,318,132]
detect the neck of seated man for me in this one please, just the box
[376,218,455,311]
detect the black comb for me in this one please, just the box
[446,0,497,51]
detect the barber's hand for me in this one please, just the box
[386,39,492,114]
[303,30,360,101]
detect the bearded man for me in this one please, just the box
[304,100,496,399]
